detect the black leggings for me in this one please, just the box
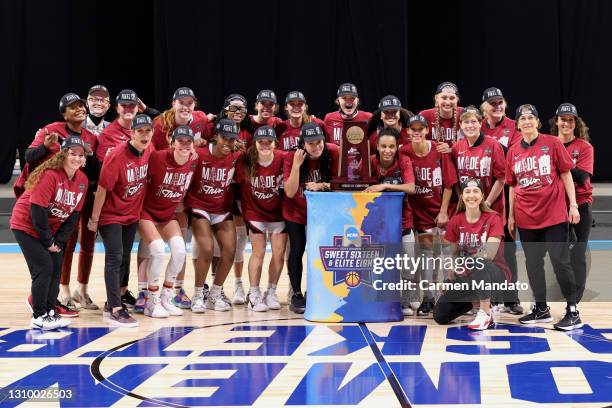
[13,229,63,318]
[518,222,576,306]
[570,203,592,303]
[433,259,504,324]
[286,221,306,294]
[99,223,138,309]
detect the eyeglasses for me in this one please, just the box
[87,97,109,104]
[226,106,246,113]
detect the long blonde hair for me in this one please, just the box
[25,150,68,191]
[434,102,459,143]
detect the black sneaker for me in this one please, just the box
[290,292,306,314]
[503,303,524,315]
[121,290,137,308]
[553,305,583,331]
[518,305,553,324]
[417,300,435,316]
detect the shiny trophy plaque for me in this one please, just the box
[331,121,376,191]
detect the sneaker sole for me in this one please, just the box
[233,299,246,305]
[289,306,305,314]
[58,313,79,318]
[554,322,584,331]
[519,317,554,324]
[103,316,139,327]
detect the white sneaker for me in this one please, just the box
[248,290,268,312]
[191,292,206,313]
[206,292,231,312]
[264,288,281,310]
[219,288,232,308]
[48,309,71,328]
[233,282,246,305]
[30,313,60,330]
[468,310,494,331]
[144,295,169,318]
[161,288,183,316]
[402,305,414,316]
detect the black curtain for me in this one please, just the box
[1,0,610,181]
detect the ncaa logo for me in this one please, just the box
[345,226,359,241]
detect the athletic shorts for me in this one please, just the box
[190,208,232,225]
[141,208,173,225]
[245,220,286,234]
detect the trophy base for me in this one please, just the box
[331,177,377,191]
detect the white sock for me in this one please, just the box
[175,280,184,289]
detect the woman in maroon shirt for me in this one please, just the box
[507,104,581,331]
[549,103,594,306]
[367,95,413,152]
[235,126,286,312]
[418,82,464,149]
[11,137,88,330]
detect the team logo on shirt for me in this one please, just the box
[49,188,84,219]
[251,174,283,200]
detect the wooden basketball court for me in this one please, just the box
[1,248,612,408]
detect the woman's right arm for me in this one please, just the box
[88,186,107,232]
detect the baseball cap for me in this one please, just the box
[172,125,194,141]
[59,93,87,114]
[256,90,277,104]
[116,89,139,105]
[88,85,110,97]
[378,95,402,111]
[173,87,196,101]
[337,83,358,97]
[460,105,482,120]
[224,93,247,107]
[482,87,504,103]
[132,114,153,129]
[515,104,539,120]
[300,123,325,142]
[556,103,578,117]
[286,91,306,104]
[254,126,277,141]
[435,81,459,96]
[460,177,483,192]
[408,114,429,127]
[215,118,239,139]
[61,136,86,150]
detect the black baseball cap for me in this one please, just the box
[337,83,358,97]
[515,104,539,120]
[254,126,277,141]
[378,95,402,111]
[256,90,277,103]
[224,93,247,107]
[132,114,153,129]
[460,177,483,192]
[59,93,87,114]
[482,87,504,103]
[408,114,428,127]
[61,136,86,150]
[286,91,306,104]
[173,87,196,101]
[88,85,109,97]
[300,123,325,142]
[556,103,578,117]
[172,125,194,141]
[461,105,482,120]
[116,89,138,105]
[215,119,239,139]
[435,81,459,96]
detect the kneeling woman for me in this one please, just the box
[434,178,510,330]
[236,126,286,312]
[139,126,197,318]
[11,137,88,330]
[184,119,240,312]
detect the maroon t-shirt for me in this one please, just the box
[141,150,198,223]
[276,117,326,152]
[98,143,151,225]
[401,141,458,231]
[370,154,415,230]
[152,110,210,150]
[282,143,340,224]
[11,168,88,238]
[96,119,132,162]
[184,146,240,214]
[445,210,511,280]
[235,152,285,222]
[506,134,575,229]
[323,111,373,145]
[564,138,594,205]
[452,134,506,218]
[419,107,464,146]
[481,116,522,150]
[249,115,282,131]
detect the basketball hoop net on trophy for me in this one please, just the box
[331,121,377,191]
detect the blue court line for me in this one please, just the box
[358,322,411,408]
[1,240,612,254]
